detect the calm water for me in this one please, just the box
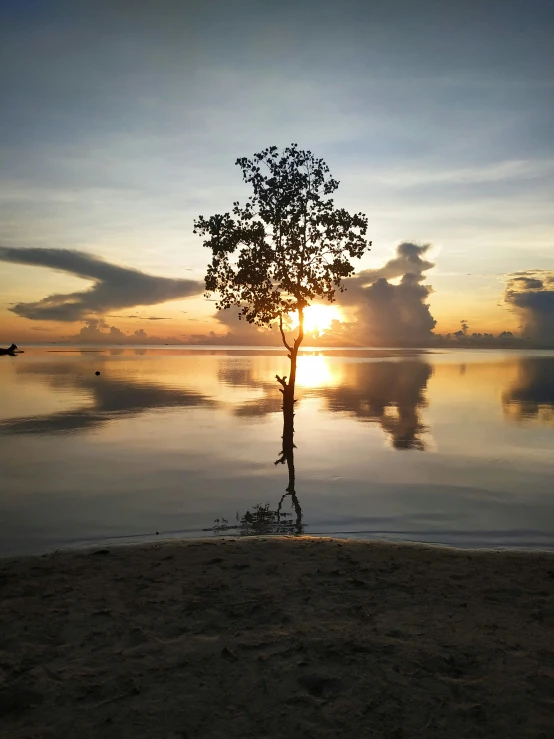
[1,346,553,555]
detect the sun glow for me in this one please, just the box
[295,354,336,388]
[289,304,343,336]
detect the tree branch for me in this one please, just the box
[293,304,305,351]
[278,313,293,352]
[275,374,288,389]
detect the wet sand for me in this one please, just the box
[1,537,553,738]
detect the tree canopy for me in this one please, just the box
[194,144,371,336]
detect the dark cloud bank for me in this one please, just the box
[0,246,203,321]
[339,242,437,345]
[3,244,553,347]
[204,245,553,349]
[504,270,554,345]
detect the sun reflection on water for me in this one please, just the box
[295,354,338,388]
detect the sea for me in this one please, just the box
[1,346,553,555]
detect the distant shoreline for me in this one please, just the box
[3,342,554,353]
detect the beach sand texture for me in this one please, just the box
[1,537,553,738]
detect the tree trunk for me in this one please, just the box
[281,346,297,456]
[276,305,304,460]
[275,309,304,534]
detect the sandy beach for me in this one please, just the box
[1,537,553,738]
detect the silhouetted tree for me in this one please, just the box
[195,144,370,455]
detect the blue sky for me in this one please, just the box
[1,0,553,343]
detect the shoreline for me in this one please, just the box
[2,536,553,737]
[5,530,554,560]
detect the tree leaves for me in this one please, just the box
[195,144,371,328]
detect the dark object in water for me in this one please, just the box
[95,371,100,376]
[0,343,22,356]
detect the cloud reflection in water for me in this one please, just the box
[220,355,432,450]
[502,357,554,425]
[0,359,215,435]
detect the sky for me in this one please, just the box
[1,0,553,346]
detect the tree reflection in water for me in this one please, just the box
[209,445,303,537]
[209,357,436,537]
[220,357,433,451]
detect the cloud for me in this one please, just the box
[510,276,544,290]
[504,270,554,345]
[340,243,437,345]
[110,315,172,320]
[187,308,279,346]
[0,247,203,321]
[74,319,128,343]
[183,242,437,347]
[66,319,185,345]
[355,242,435,284]
[213,310,278,344]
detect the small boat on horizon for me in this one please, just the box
[0,343,23,356]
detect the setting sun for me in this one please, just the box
[289,304,343,336]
